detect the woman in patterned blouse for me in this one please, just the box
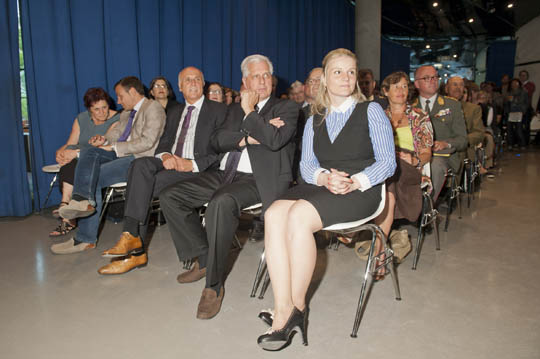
[374,71,433,247]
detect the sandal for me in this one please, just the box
[373,234,388,281]
[52,202,69,218]
[49,219,77,237]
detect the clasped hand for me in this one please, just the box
[162,153,193,172]
[323,168,360,195]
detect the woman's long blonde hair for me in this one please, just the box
[311,48,366,120]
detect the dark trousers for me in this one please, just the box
[159,170,260,289]
[123,157,197,239]
[508,121,525,147]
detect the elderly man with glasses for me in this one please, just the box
[413,65,467,201]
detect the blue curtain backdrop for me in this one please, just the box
[486,40,516,86]
[380,37,411,82]
[0,0,33,216]
[19,0,355,211]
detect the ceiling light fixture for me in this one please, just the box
[432,2,438,7]
[426,44,431,49]
[453,54,458,58]
[507,3,514,8]
[468,18,474,23]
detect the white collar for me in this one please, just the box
[330,96,355,113]
[133,97,145,112]
[257,96,271,112]
[186,95,205,111]
[419,93,438,107]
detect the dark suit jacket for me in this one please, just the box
[154,97,228,172]
[211,97,299,211]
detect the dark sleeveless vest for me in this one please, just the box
[312,102,375,175]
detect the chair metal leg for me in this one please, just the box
[233,234,243,249]
[43,174,58,209]
[412,225,424,270]
[444,186,452,232]
[98,187,115,225]
[351,225,400,338]
[434,210,441,251]
[258,271,271,299]
[457,187,462,219]
[412,194,427,270]
[250,250,266,297]
[182,259,193,270]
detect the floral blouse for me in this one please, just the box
[385,104,433,159]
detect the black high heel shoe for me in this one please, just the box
[258,309,273,326]
[257,307,308,351]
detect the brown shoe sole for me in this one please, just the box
[101,247,144,258]
[98,262,147,275]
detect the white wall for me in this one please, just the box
[515,15,540,110]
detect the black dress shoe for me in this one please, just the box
[257,307,308,351]
[258,309,273,326]
[249,218,264,242]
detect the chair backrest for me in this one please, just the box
[323,183,386,231]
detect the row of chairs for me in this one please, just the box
[41,148,486,339]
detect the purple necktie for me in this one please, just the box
[117,110,137,142]
[174,106,195,157]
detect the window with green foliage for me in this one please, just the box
[18,5,28,128]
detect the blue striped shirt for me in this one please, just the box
[300,99,396,191]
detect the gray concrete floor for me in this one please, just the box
[1,148,539,359]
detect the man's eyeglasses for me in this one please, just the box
[306,78,321,85]
[417,76,440,83]
[153,84,167,89]
[209,90,222,95]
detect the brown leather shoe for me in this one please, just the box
[177,260,206,283]
[196,287,224,320]
[101,232,143,257]
[97,253,148,275]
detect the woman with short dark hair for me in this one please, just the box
[50,87,120,236]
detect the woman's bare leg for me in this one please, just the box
[286,200,323,313]
[61,182,73,204]
[264,200,296,329]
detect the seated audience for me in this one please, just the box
[50,88,120,237]
[475,90,497,171]
[289,80,305,105]
[158,54,298,320]
[206,82,224,103]
[413,65,467,202]
[97,67,227,275]
[51,76,166,254]
[375,71,433,254]
[257,48,395,351]
[148,76,178,113]
[224,87,233,105]
[446,76,485,163]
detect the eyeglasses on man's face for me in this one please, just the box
[306,78,321,85]
[209,90,222,95]
[417,76,440,83]
[153,84,167,89]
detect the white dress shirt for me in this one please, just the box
[418,93,438,113]
[156,95,205,172]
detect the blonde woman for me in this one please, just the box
[257,48,396,351]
